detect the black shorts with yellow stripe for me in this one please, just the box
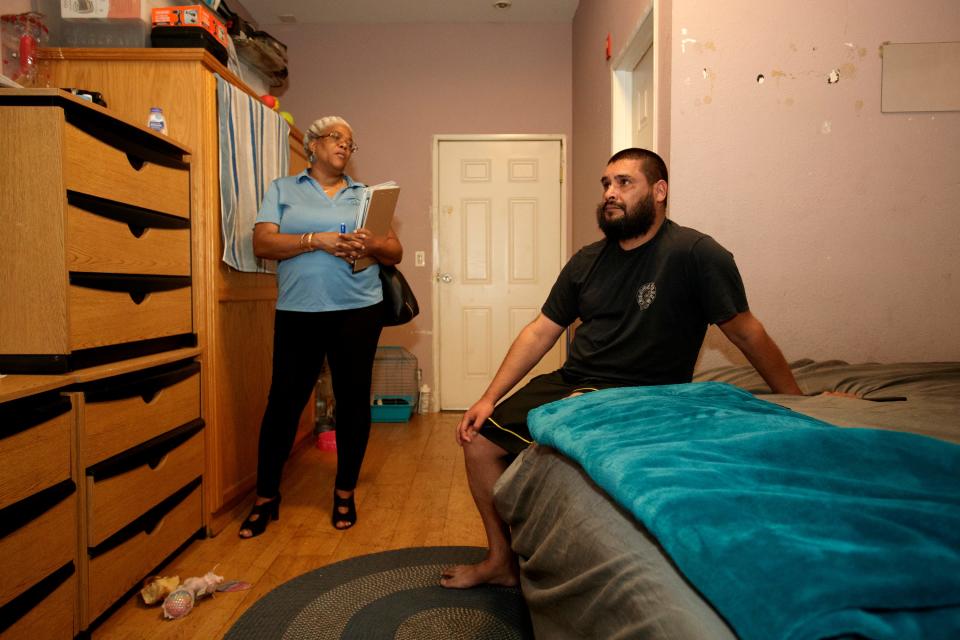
[479,369,625,456]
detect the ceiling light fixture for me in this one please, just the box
[277,14,297,23]
[492,0,512,8]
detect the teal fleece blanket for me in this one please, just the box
[527,382,960,640]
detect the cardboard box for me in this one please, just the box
[151,4,227,48]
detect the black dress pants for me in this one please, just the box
[256,304,383,498]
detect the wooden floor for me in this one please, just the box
[90,411,485,639]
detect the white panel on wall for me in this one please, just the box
[510,307,538,339]
[463,307,492,376]
[508,158,539,182]
[462,199,491,282]
[461,159,492,182]
[882,42,960,112]
[509,198,537,282]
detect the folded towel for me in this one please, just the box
[215,74,289,272]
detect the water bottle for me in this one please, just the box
[147,107,167,135]
[418,384,431,414]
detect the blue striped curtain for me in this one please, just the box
[215,74,289,272]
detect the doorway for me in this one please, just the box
[433,136,567,410]
[611,4,659,153]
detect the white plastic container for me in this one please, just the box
[147,106,167,135]
[418,384,431,414]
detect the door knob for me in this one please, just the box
[437,273,454,283]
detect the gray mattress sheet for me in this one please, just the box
[493,361,960,639]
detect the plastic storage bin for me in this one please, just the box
[370,347,417,423]
[371,395,413,423]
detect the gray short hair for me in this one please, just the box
[303,116,353,158]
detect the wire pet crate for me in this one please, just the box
[371,346,418,423]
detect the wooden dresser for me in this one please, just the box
[0,90,195,372]
[0,90,204,634]
[40,49,313,532]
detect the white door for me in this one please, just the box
[436,139,564,410]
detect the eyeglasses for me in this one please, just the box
[317,131,358,153]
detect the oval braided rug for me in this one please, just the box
[225,546,533,639]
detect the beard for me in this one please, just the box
[596,192,656,241]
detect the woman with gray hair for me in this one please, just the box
[240,116,403,537]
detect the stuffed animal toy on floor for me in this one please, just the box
[162,571,224,619]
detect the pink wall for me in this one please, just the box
[272,22,572,389]
[572,0,960,368]
[668,0,960,366]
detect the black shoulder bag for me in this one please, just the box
[379,265,419,326]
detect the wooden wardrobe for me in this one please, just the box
[40,48,312,533]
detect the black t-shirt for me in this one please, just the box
[542,219,748,385]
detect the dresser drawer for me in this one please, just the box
[0,394,72,510]
[0,564,75,640]
[69,276,192,350]
[87,481,201,622]
[67,204,190,276]
[64,124,189,219]
[83,361,200,466]
[87,426,203,546]
[0,482,76,607]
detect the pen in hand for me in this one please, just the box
[340,223,356,266]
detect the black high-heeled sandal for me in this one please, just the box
[332,490,356,529]
[238,494,281,538]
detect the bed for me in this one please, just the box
[493,360,960,639]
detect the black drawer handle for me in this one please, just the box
[86,418,203,481]
[126,153,146,171]
[69,272,191,297]
[83,360,199,404]
[88,477,201,559]
[67,191,190,231]
[0,392,71,439]
[0,562,75,634]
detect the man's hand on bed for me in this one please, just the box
[456,398,496,446]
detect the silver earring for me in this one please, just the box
[309,153,316,163]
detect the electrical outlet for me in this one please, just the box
[415,251,425,267]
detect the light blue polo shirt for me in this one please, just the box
[255,170,382,312]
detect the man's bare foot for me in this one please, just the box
[439,559,519,589]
